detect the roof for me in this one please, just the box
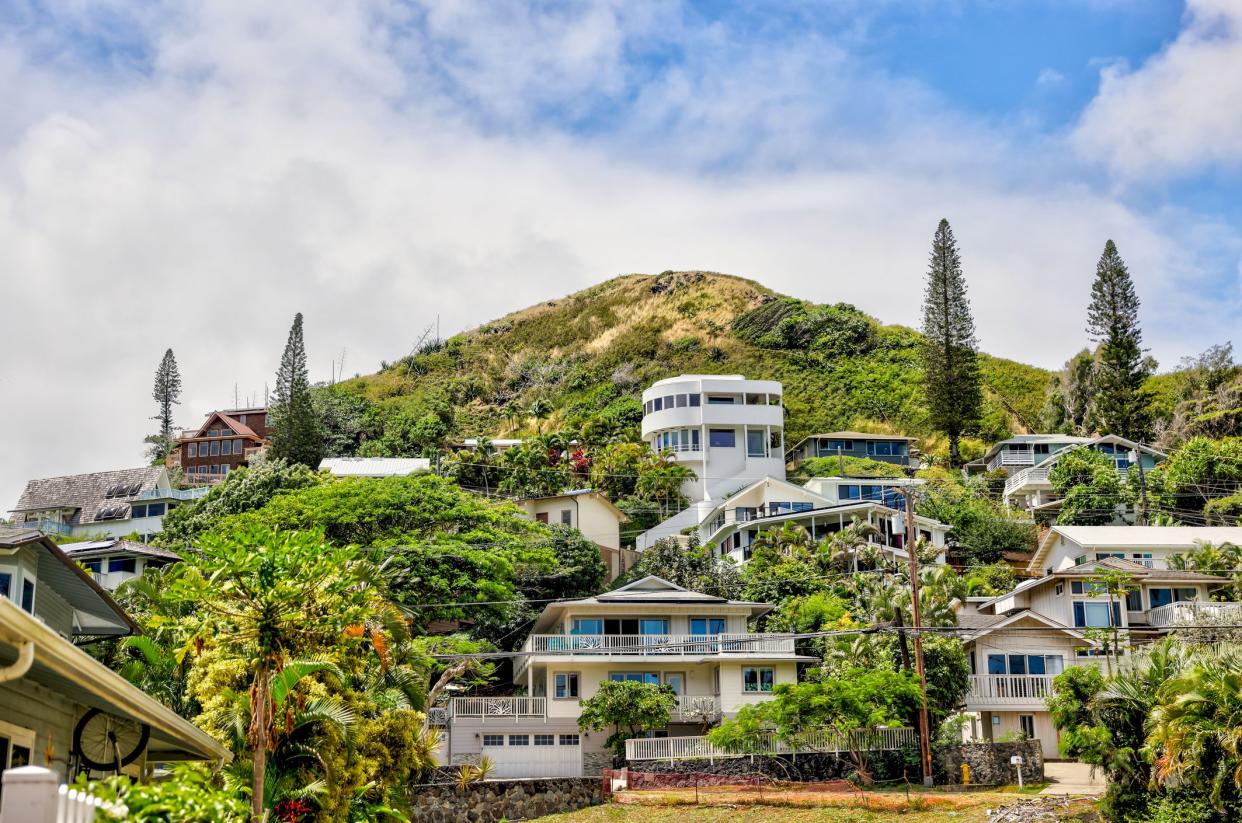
[10,466,166,526]
[62,538,182,563]
[1030,525,1242,572]
[0,597,229,762]
[318,457,432,477]
[0,528,138,635]
[184,411,262,441]
[517,489,632,522]
[1052,556,1231,583]
[799,431,917,442]
[972,434,1095,464]
[960,609,1097,644]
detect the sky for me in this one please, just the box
[1,0,1241,508]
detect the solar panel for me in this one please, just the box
[127,482,142,496]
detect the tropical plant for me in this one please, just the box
[577,680,677,756]
[1050,446,1127,526]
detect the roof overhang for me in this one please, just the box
[961,609,1098,646]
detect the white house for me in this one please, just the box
[517,489,637,581]
[786,432,918,469]
[433,575,811,778]
[957,556,1237,759]
[641,374,786,503]
[967,435,1096,475]
[318,457,432,477]
[0,527,228,778]
[1029,525,1242,576]
[1000,435,1165,515]
[9,467,207,542]
[60,539,181,591]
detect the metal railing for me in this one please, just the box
[449,696,546,720]
[625,726,916,762]
[966,675,1056,704]
[1148,601,1242,628]
[672,695,721,722]
[525,634,796,655]
[1004,467,1051,496]
[18,519,73,536]
[134,486,211,501]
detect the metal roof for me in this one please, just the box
[318,457,432,477]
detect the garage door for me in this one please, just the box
[481,732,583,778]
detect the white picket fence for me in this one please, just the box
[0,766,127,822]
[625,726,917,762]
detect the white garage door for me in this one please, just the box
[481,732,583,778]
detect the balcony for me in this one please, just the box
[987,451,1035,472]
[1004,467,1051,497]
[966,674,1056,708]
[134,487,211,502]
[1148,601,1242,628]
[449,697,546,720]
[524,634,796,656]
[18,519,73,536]
[671,695,721,723]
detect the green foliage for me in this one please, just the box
[314,385,381,457]
[148,348,182,463]
[1087,240,1155,441]
[155,457,324,546]
[269,312,324,468]
[83,764,249,822]
[790,455,905,481]
[1203,492,1242,525]
[732,297,878,357]
[1049,445,1127,525]
[1042,349,1096,434]
[358,390,454,457]
[577,680,677,756]
[920,219,982,465]
[616,536,742,599]
[961,562,1017,597]
[915,473,1036,564]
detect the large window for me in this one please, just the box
[706,395,735,405]
[220,440,232,456]
[554,672,579,699]
[1073,601,1119,628]
[188,443,197,458]
[571,618,604,634]
[610,672,660,684]
[825,439,852,452]
[209,440,220,456]
[1149,588,1198,609]
[0,572,10,599]
[987,654,1064,675]
[108,558,137,574]
[690,617,727,635]
[709,429,736,448]
[742,667,774,692]
[867,441,905,457]
[746,429,767,457]
[483,734,504,746]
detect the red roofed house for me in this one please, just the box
[167,407,270,483]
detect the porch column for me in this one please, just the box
[528,662,534,698]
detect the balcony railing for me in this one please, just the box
[966,674,1056,705]
[625,726,916,762]
[19,519,73,536]
[672,695,721,722]
[134,486,211,502]
[525,634,796,655]
[1148,601,1242,628]
[1004,467,1051,496]
[448,696,546,720]
[988,451,1035,471]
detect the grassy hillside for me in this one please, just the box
[337,272,1053,458]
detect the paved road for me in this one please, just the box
[1040,761,1106,795]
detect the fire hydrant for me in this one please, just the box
[961,763,971,785]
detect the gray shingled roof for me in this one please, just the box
[62,538,182,563]
[11,466,164,526]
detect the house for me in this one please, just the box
[803,476,924,509]
[967,434,1096,475]
[168,407,270,483]
[451,438,525,454]
[9,467,206,542]
[786,432,918,469]
[60,539,181,591]
[1001,435,1165,515]
[957,556,1237,759]
[434,575,812,778]
[0,527,228,778]
[641,374,786,503]
[318,457,432,477]
[1029,525,1242,576]
[517,490,636,582]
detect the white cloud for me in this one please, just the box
[1073,0,1242,179]
[0,0,1238,509]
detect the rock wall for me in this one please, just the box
[627,750,913,783]
[934,741,1044,786]
[407,777,602,822]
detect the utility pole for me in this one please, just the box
[903,490,935,788]
[1130,449,1149,526]
[837,446,845,477]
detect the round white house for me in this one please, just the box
[641,374,786,502]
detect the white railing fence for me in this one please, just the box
[625,726,917,762]
[525,634,795,655]
[1148,601,1242,628]
[0,766,127,822]
[449,696,546,720]
[967,674,1056,703]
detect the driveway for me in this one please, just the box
[1040,761,1106,795]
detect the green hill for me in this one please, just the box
[337,271,1053,459]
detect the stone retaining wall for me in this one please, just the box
[407,777,602,822]
[628,750,913,783]
[934,741,1044,786]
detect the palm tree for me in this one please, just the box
[528,397,553,433]
[818,517,881,572]
[750,522,814,557]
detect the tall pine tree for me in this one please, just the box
[1086,240,1153,440]
[920,218,982,467]
[269,313,323,468]
[146,348,182,461]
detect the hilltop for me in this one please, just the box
[337,272,1053,458]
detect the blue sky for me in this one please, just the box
[0,0,1241,502]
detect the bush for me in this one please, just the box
[81,764,249,822]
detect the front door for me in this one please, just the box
[1019,715,1036,740]
[664,672,685,695]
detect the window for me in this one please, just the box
[560,509,573,526]
[1073,601,1119,628]
[535,512,549,524]
[535,734,555,746]
[234,439,244,454]
[146,503,166,517]
[1055,583,1064,597]
[1074,555,1088,566]
[559,734,580,746]
[1070,580,1106,596]
[508,734,529,746]
[108,558,137,574]
[188,443,197,458]
[675,394,688,408]
[662,395,674,409]
[868,441,894,456]
[131,504,147,518]
[988,654,1063,675]
[826,439,852,452]
[746,429,766,457]
[1125,590,1142,611]
[690,617,727,635]
[609,673,660,684]
[1019,715,1036,740]
[743,667,774,692]
[644,401,652,414]
[483,734,505,747]
[709,429,736,448]
[84,561,102,574]
[0,572,10,599]
[706,395,735,404]
[21,579,34,613]
[238,414,247,424]
[554,672,579,699]
[209,440,220,456]
[220,440,232,456]
[1095,552,1125,561]
[840,485,861,501]
[572,618,604,634]
[1175,587,1198,602]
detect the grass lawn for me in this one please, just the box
[541,786,1091,823]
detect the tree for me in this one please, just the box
[577,680,676,756]
[1087,240,1154,440]
[147,348,182,462]
[1049,446,1126,526]
[920,218,982,467]
[618,536,742,599]
[269,313,324,468]
[167,525,383,821]
[1042,349,1096,434]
